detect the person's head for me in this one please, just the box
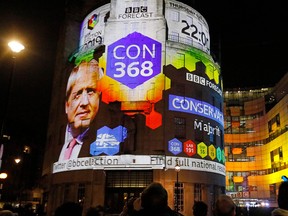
[2,203,13,211]
[193,201,208,216]
[125,197,137,215]
[213,194,236,216]
[65,59,103,135]
[278,181,288,210]
[140,182,168,213]
[0,210,13,216]
[85,205,104,216]
[54,202,82,216]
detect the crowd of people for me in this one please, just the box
[2,181,286,216]
[0,203,36,216]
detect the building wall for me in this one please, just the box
[42,1,225,216]
[224,88,288,207]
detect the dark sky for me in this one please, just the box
[193,0,288,89]
[0,0,288,147]
[0,0,64,146]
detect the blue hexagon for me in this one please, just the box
[107,32,162,89]
[90,125,127,156]
[168,138,182,155]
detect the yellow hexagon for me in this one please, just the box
[197,142,207,158]
[208,145,216,160]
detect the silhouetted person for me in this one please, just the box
[119,197,138,216]
[213,194,236,216]
[85,205,105,216]
[272,181,288,216]
[193,201,208,216]
[54,202,82,216]
[0,210,14,216]
[2,204,15,215]
[134,182,181,216]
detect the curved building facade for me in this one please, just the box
[42,1,224,215]
[224,74,288,208]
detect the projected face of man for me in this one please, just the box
[65,60,101,135]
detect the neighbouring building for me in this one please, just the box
[224,72,288,208]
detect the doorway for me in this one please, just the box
[104,170,153,214]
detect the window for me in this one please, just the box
[175,53,185,68]
[174,117,186,138]
[106,170,152,188]
[174,182,184,212]
[169,32,179,42]
[170,10,179,22]
[209,132,215,143]
[269,184,276,201]
[195,128,203,142]
[64,184,70,202]
[194,183,202,201]
[78,183,85,204]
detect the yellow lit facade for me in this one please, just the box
[224,73,288,207]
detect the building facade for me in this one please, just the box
[42,0,225,216]
[224,73,288,208]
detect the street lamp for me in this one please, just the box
[0,172,8,200]
[0,173,8,180]
[14,158,21,164]
[8,41,25,53]
[0,40,25,169]
[175,160,181,213]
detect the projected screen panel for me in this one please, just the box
[165,0,210,54]
[53,0,223,173]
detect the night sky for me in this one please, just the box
[0,0,288,152]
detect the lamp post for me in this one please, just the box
[175,160,181,213]
[0,172,8,200]
[0,41,25,168]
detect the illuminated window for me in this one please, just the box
[106,170,152,188]
[175,53,185,68]
[269,184,276,201]
[268,113,281,132]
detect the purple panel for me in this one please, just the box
[107,32,162,89]
[168,138,182,155]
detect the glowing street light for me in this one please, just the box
[14,158,21,164]
[0,173,8,179]
[0,40,25,170]
[0,172,7,200]
[1,40,25,137]
[8,41,25,53]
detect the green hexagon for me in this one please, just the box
[216,147,222,162]
[222,149,226,163]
